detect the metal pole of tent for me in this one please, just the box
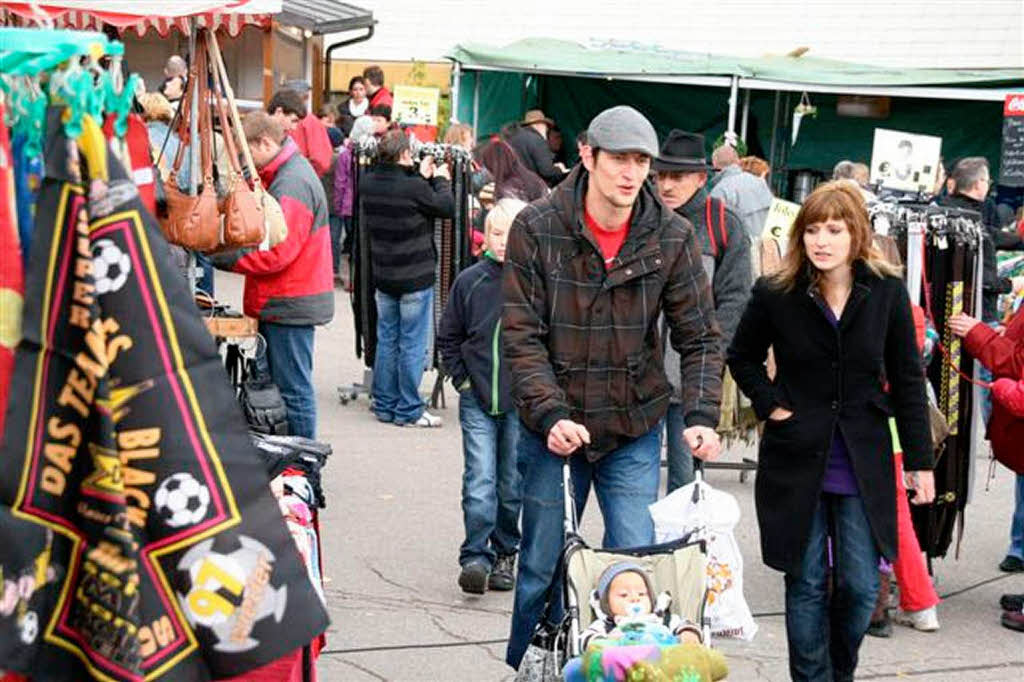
[187,20,198,295]
[472,71,481,135]
[727,75,738,135]
[740,89,750,141]
[768,90,781,194]
[450,60,461,124]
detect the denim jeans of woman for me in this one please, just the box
[506,420,662,669]
[372,287,433,424]
[458,390,522,570]
[785,493,879,682]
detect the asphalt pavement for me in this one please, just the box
[216,272,1024,681]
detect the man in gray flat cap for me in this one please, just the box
[503,105,724,669]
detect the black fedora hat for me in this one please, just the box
[653,130,711,172]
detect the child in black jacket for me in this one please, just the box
[438,198,527,594]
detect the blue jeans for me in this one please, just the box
[458,390,522,568]
[1009,474,1024,560]
[785,494,879,682]
[665,403,694,493]
[258,322,316,439]
[195,251,215,296]
[372,287,433,424]
[506,420,662,669]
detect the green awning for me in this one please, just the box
[448,39,1024,89]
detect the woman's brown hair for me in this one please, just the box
[739,155,770,178]
[770,180,901,291]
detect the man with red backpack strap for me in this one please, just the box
[654,129,751,491]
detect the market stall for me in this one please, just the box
[447,39,1024,201]
[0,19,333,681]
[1,0,375,110]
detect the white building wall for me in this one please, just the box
[328,0,1024,69]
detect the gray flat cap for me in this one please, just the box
[586,106,658,157]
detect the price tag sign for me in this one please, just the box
[393,85,440,126]
[1000,94,1024,187]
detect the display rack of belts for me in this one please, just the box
[340,139,474,406]
[871,202,985,560]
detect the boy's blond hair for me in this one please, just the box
[484,198,527,239]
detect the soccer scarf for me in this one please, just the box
[0,101,24,438]
[102,113,158,219]
[0,110,328,681]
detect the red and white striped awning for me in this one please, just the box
[1,1,280,37]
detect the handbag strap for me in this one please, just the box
[207,29,263,193]
[168,59,198,179]
[194,35,214,187]
[206,40,245,186]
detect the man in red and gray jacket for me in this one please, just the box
[213,111,334,439]
[268,86,334,178]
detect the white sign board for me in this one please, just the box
[870,128,942,194]
[763,198,801,255]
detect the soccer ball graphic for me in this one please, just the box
[92,238,131,295]
[155,473,211,528]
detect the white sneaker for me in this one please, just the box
[411,411,443,428]
[894,606,939,631]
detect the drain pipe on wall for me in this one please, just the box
[323,25,376,101]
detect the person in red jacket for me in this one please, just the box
[363,65,393,109]
[212,111,334,439]
[950,307,1024,631]
[268,87,333,178]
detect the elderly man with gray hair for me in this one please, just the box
[833,159,877,203]
[159,55,188,104]
[710,142,774,239]
[940,156,1024,322]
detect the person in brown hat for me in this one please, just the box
[507,109,569,186]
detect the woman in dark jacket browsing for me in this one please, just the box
[727,181,935,681]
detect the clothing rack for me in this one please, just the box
[339,138,474,408]
[873,201,985,560]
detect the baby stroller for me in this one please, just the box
[515,459,711,681]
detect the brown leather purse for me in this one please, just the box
[160,43,220,252]
[206,39,264,250]
[207,30,286,250]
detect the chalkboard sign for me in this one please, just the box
[1000,94,1024,187]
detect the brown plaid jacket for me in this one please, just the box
[502,167,723,459]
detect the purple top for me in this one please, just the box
[332,143,354,217]
[817,299,860,496]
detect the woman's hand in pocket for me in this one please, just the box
[768,407,794,422]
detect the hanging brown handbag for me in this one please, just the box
[207,30,288,249]
[160,43,220,252]
[206,33,265,250]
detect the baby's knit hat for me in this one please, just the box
[596,561,655,617]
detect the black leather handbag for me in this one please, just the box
[238,357,289,435]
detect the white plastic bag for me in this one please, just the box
[649,477,758,641]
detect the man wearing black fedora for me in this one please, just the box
[508,109,569,186]
[654,129,751,492]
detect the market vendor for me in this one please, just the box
[211,111,334,439]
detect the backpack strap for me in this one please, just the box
[705,196,719,259]
[718,199,728,249]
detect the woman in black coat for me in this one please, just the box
[727,181,935,682]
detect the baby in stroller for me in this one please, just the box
[565,561,728,682]
[581,562,703,649]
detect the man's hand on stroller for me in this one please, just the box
[548,419,591,456]
[683,426,721,462]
